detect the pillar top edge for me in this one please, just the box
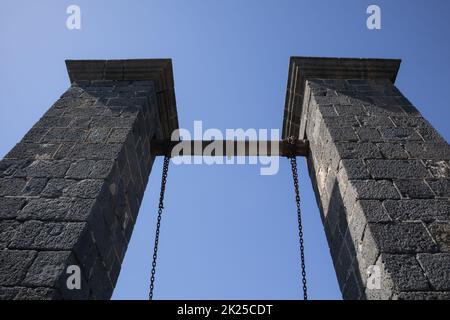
[282,56,402,139]
[65,58,174,89]
[65,58,178,140]
[289,56,401,80]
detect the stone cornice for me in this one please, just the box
[282,57,401,139]
[65,59,178,140]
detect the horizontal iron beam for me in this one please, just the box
[151,139,309,157]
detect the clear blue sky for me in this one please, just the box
[1,0,449,300]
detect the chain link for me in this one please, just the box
[149,156,170,300]
[148,150,306,299]
[289,156,308,300]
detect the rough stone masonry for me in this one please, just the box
[0,57,449,300]
[0,59,178,299]
[283,57,450,299]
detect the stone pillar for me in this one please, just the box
[0,60,178,299]
[283,57,450,299]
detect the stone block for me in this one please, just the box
[417,253,450,290]
[381,254,429,291]
[383,197,450,223]
[393,180,434,199]
[0,197,25,219]
[369,222,437,253]
[10,220,86,250]
[348,180,400,200]
[366,160,430,179]
[0,250,36,286]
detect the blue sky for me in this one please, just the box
[1,0,449,300]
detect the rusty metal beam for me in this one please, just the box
[151,139,309,157]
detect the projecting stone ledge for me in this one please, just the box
[66,59,179,140]
[282,57,401,139]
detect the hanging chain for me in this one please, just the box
[149,155,170,300]
[147,145,307,300]
[289,155,308,300]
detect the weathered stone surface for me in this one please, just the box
[390,116,429,128]
[339,159,370,180]
[342,270,363,300]
[335,142,382,159]
[427,179,450,197]
[428,222,450,252]
[0,287,20,299]
[328,127,359,142]
[35,116,73,128]
[0,159,29,178]
[3,56,449,300]
[394,291,450,300]
[364,105,405,116]
[0,250,36,286]
[356,128,382,142]
[295,60,450,299]
[22,128,49,143]
[417,127,447,143]
[107,128,130,143]
[0,62,166,299]
[423,160,450,179]
[69,116,92,128]
[353,200,391,223]
[0,220,20,248]
[90,116,136,128]
[21,178,48,196]
[23,251,71,287]
[67,143,122,160]
[0,178,27,196]
[66,160,114,179]
[357,116,395,128]
[42,128,89,143]
[417,253,450,290]
[0,197,25,219]
[369,222,437,253]
[14,160,71,178]
[376,143,409,159]
[17,198,95,221]
[10,220,86,250]
[381,254,430,291]
[383,199,450,222]
[393,180,435,199]
[14,287,59,300]
[322,116,359,128]
[64,179,105,199]
[348,180,400,200]
[40,179,76,198]
[366,160,430,179]
[5,143,59,160]
[379,128,422,141]
[405,142,450,160]
[86,128,111,143]
[88,257,114,300]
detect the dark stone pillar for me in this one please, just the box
[0,60,178,299]
[283,57,450,299]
